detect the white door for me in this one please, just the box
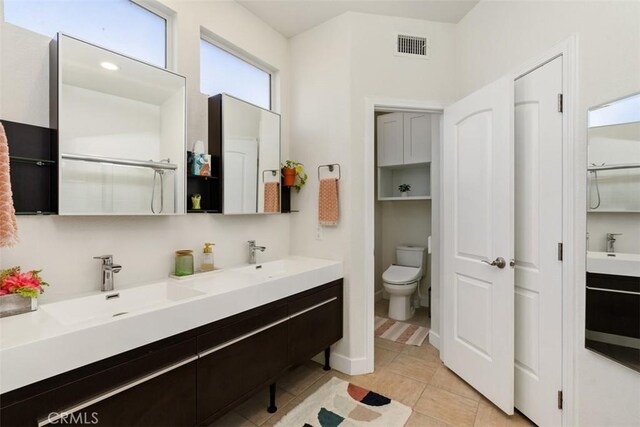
[377,112,404,166]
[404,112,431,164]
[442,76,515,414]
[514,57,563,426]
[224,138,258,213]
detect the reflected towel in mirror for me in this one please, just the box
[264,182,280,213]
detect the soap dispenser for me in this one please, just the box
[201,243,215,271]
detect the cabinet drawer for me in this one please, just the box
[287,282,342,316]
[1,339,197,427]
[288,285,343,364]
[197,321,288,423]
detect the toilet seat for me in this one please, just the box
[382,265,421,285]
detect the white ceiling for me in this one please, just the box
[236,0,480,38]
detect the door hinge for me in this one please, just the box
[558,242,564,261]
[558,93,564,113]
[558,390,563,410]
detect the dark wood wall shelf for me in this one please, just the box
[186,151,221,213]
[2,120,58,215]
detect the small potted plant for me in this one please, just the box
[0,267,48,318]
[281,160,308,192]
[399,184,411,197]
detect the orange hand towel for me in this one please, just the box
[264,182,280,213]
[0,122,18,247]
[318,178,339,226]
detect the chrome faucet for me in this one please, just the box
[606,233,622,253]
[93,255,122,292]
[248,240,266,264]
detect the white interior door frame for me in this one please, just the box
[363,97,445,373]
[511,35,578,427]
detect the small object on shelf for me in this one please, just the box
[0,266,48,318]
[192,153,206,176]
[399,183,411,197]
[174,250,194,276]
[200,154,212,176]
[281,160,307,191]
[191,194,202,210]
[201,242,215,271]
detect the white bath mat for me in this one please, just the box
[274,377,412,427]
[375,316,429,346]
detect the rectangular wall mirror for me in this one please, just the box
[53,33,186,215]
[585,92,640,372]
[209,94,281,215]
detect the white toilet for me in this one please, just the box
[382,245,427,321]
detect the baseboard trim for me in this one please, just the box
[313,351,371,375]
[429,331,440,350]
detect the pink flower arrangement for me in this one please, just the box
[0,267,48,298]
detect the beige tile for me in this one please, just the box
[375,336,407,353]
[234,386,295,426]
[430,367,483,402]
[402,341,442,364]
[405,411,454,427]
[387,353,440,383]
[474,402,535,427]
[278,363,326,396]
[414,385,479,427]
[375,346,400,369]
[366,369,427,407]
[208,411,255,427]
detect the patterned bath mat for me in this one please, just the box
[375,316,429,346]
[274,377,411,426]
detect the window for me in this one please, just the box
[3,0,167,68]
[200,38,271,110]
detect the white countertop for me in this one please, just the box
[0,256,343,394]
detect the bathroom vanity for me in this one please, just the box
[0,257,343,426]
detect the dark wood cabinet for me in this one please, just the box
[0,280,343,427]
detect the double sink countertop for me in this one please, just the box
[0,256,343,394]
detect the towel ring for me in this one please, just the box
[262,169,278,182]
[318,164,341,181]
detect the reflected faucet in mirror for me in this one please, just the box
[605,233,622,253]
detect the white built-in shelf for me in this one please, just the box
[378,196,431,201]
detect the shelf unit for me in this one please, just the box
[186,167,221,213]
[3,120,58,215]
[377,162,431,200]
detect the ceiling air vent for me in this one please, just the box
[395,34,430,59]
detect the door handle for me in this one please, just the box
[481,257,507,269]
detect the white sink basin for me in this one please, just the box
[236,259,295,280]
[40,282,204,325]
[587,251,640,277]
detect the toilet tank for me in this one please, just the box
[396,246,427,268]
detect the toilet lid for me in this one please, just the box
[383,265,421,284]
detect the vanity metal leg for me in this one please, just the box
[323,347,331,371]
[267,383,277,413]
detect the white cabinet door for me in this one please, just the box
[377,112,404,167]
[442,75,515,414]
[403,112,431,164]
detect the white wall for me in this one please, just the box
[0,0,292,302]
[290,12,456,370]
[587,212,640,254]
[456,1,640,425]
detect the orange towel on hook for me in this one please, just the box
[319,178,339,226]
[0,122,18,247]
[264,182,280,213]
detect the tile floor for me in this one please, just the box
[210,344,533,427]
[210,302,533,427]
